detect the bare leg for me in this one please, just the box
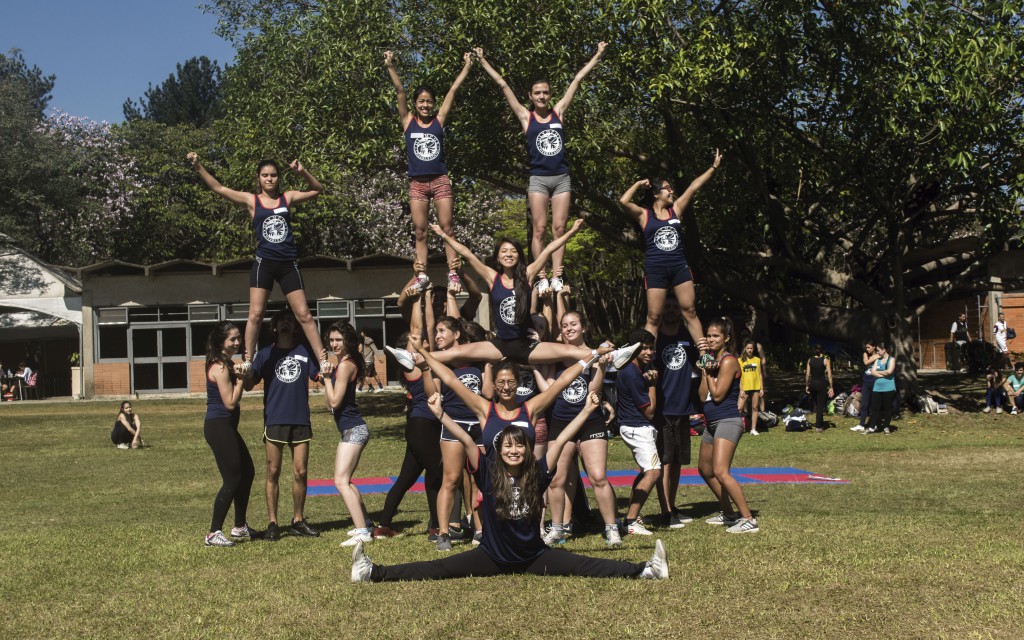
[549,191,571,274]
[712,439,753,519]
[435,197,458,266]
[749,392,761,433]
[527,192,550,265]
[697,439,729,511]
[528,342,612,365]
[579,439,618,525]
[645,288,667,337]
[673,281,704,349]
[246,287,270,363]
[286,289,327,362]
[547,442,577,529]
[430,342,505,365]
[334,441,368,528]
[625,468,662,520]
[265,440,284,525]
[437,440,465,533]
[410,198,431,268]
[291,441,309,522]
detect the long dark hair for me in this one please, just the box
[436,316,467,345]
[490,426,541,521]
[325,321,364,380]
[205,321,239,371]
[641,177,670,208]
[492,238,530,326]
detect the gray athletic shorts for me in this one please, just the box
[527,173,572,197]
[341,424,370,446]
[701,417,744,445]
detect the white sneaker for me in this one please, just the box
[351,541,374,583]
[627,519,654,536]
[347,520,375,537]
[996,407,1003,414]
[611,342,642,369]
[342,531,373,547]
[669,513,692,529]
[230,524,256,541]
[983,406,991,413]
[705,512,741,526]
[850,425,865,432]
[542,527,565,546]
[535,277,551,295]
[605,527,622,547]
[204,530,236,547]
[726,517,759,534]
[750,430,761,436]
[1012,408,1019,415]
[642,539,669,580]
[550,276,564,293]
[116,443,129,449]
[384,346,416,372]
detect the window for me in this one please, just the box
[98,326,128,359]
[317,300,351,319]
[225,303,250,321]
[188,305,220,322]
[353,299,384,317]
[96,307,128,325]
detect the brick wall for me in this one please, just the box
[93,362,130,396]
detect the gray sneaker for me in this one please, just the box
[726,517,760,534]
[669,512,692,529]
[705,512,741,526]
[351,541,374,583]
[436,533,453,552]
[204,530,235,547]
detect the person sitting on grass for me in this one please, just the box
[111,401,143,449]
[350,389,668,582]
[984,366,1006,414]
[1003,362,1024,415]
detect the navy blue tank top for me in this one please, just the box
[440,364,483,422]
[643,208,686,268]
[403,373,435,421]
[205,363,238,421]
[655,327,698,417]
[405,117,447,177]
[525,110,569,176]
[482,403,535,455]
[703,354,741,423]
[331,366,364,431]
[490,274,531,341]
[253,195,298,261]
[550,363,593,423]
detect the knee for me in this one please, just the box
[698,463,714,480]
[266,461,281,479]
[414,226,429,242]
[552,220,566,237]
[589,472,607,488]
[647,310,663,327]
[294,466,308,482]
[293,307,313,325]
[532,220,547,240]
[713,466,731,483]
[681,304,697,320]
[247,307,264,325]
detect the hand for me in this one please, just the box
[289,159,304,173]
[473,47,486,61]
[404,285,421,298]
[637,178,651,188]
[429,223,446,237]
[696,337,709,352]
[643,369,658,384]
[595,41,608,57]
[384,50,395,68]
[186,151,199,166]
[587,391,601,408]
[712,148,722,169]
[568,218,585,234]
[463,51,473,66]
[427,392,444,419]
[448,257,463,272]
[827,387,835,398]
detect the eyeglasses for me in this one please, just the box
[494,380,518,388]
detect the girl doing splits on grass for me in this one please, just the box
[351,389,668,582]
[187,152,331,377]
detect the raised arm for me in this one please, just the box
[284,159,324,206]
[554,41,607,115]
[474,47,531,128]
[672,149,721,216]
[619,179,650,221]
[383,50,410,125]
[436,52,474,125]
[527,218,584,281]
[456,259,484,319]
[427,392,481,469]
[431,224,497,284]
[545,392,600,468]
[187,152,252,208]
[412,339,491,422]
[527,352,598,416]
[424,288,438,351]
[397,262,427,319]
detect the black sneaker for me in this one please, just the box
[264,522,281,541]
[289,519,320,537]
[427,527,439,542]
[436,533,453,552]
[447,526,468,541]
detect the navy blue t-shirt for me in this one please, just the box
[615,362,654,427]
[471,452,554,564]
[655,327,699,418]
[251,343,319,426]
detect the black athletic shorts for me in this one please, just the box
[250,257,304,294]
[548,414,610,442]
[264,424,312,445]
[655,414,692,466]
[490,337,540,364]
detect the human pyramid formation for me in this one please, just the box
[187,45,756,583]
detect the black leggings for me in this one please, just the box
[370,546,646,582]
[866,390,896,431]
[204,416,255,533]
[379,417,443,529]
[809,379,829,428]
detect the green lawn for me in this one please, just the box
[1,392,1022,639]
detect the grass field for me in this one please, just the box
[1,389,1023,639]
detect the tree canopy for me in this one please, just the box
[123,56,227,127]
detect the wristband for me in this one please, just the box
[578,358,589,369]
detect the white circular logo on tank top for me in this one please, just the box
[536,129,563,157]
[654,226,679,251]
[499,295,517,326]
[561,376,588,404]
[262,215,289,243]
[517,370,536,397]
[458,373,482,395]
[663,344,687,371]
[413,134,441,161]
[275,356,302,383]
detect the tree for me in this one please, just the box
[0,48,55,115]
[123,56,227,128]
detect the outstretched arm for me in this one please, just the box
[673,149,721,216]
[436,52,474,125]
[553,41,607,115]
[431,224,498,284]
[545,392,601,468]
[527,218,584,281]
[619,179,650,220]
[186,153,252,208]
[427,392,481,469]
[284,159,324,206]
[411,339,491,422]
[474,48,531,129]
[383,50,410,125]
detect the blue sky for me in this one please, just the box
[0,1,237,123]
